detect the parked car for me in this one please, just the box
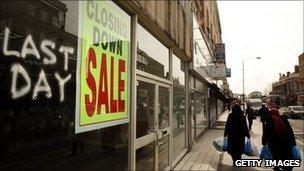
[248,99,263,116]
[283,106,304,118]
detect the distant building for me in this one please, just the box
[298,53,304,105]
[193,0,222,55]
[271,65,300,106]
[248,91,263,99]
[137,48,166,78]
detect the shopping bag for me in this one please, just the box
[244,139,258,156]
[259,145,273,160]
[292,146,302,160]
[244,139,252,155]
[212,137,228,152]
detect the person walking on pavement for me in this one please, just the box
[245,104,255,130]
[259,104,269,123]
[259,104,270,132]
[224,104,250,166]
[262,108,296,171]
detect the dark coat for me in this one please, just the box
[246,107,255,120]
[259,106,269,122]
[262,115,296,160]
[224,112,250,155]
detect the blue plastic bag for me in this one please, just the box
[244,139,252,155]
[224,137,228,150]
[292,146,302,160]
[213,137,228,152]
[259,145,273,160]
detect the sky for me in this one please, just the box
[217,0,304,95]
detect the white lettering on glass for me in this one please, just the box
[55,73,71,102]
[10,63,31,99]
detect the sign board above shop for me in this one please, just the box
[215,43,225,63]
[75,1,130,133]
[206,64,227,79]
[226,68,231,77]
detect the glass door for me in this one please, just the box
[135,77,171,171]
[157,84,170,171]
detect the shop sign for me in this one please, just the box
[226,68,231,77]
[215,43,225,63]
[76,1,130,133]
[207,64,226,79]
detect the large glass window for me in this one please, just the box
[172,54,186,158]
[194,80,207,137]
[0,1,130,170]
[190,78,207,139]
[193,15,212,82]
[137,24,169,79]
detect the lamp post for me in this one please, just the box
[242,57,261,111]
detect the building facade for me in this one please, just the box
[271,65,301,106]
[0,1,229,170]
[298,53,304,105]
[188,0,229,146]
[248,91,263,100]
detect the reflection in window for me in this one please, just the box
[136,81,155,138]
[41,10,48,22]
[193,15,213,83]
[191,78,207,139]
[137,24,169,79]
[194,91,207,137]
[172,54,186,158]
[0,1,130,170]
[52,15,59,28]
[28,4,36,16]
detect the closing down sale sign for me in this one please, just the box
[76,1,130,133]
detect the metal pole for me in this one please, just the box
[242,60,245,111]
[128,14,137,171]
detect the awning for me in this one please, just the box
[209,83,230,103]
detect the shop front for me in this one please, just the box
[190,13,229,142]
[0,1,193,170]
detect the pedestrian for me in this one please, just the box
[262,108,296,171]
[224,104,250,166]
[259,104,270,133]
[245,104,255,130]
[259,104,269,123]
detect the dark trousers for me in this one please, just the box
[230,153,241,166]
[248,119,253,129]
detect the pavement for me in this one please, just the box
[174,110,304,171]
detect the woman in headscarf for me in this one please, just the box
[262,108,296,171]
[224,104,250,166]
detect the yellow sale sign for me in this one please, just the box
[76,1,130,133]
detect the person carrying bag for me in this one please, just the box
[262,108,300,171]
[224,104,250,166]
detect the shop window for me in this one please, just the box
[52,15,59,28]
[0,1,130,170]
[28,4,36,16]
[137,24,169,79]
[172,54,186,158]
[41,10,48,22]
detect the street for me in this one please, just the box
[279,107,304,148]
[175,111,304,170]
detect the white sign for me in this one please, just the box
[207,64,226,79]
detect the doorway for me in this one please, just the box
[135,75,171,171]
